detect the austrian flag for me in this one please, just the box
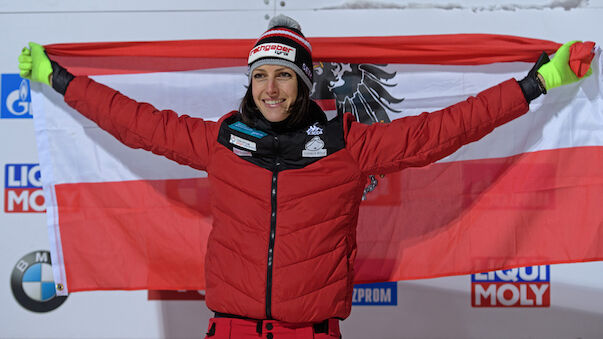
[32,34,603,295]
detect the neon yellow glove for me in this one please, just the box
[537,41,593,91]
[18,42,52,86]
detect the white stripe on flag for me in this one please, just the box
[34,54,602,186]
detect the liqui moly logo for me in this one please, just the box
[4,164,45,213]
[248,43,296,63]
[472,265,550,307]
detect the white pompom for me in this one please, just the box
[268,14,302,31]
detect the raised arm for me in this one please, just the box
[345,79,528,175]
[345,41,595,175]
[19,42,215,171]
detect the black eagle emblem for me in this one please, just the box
[311,62,403,125]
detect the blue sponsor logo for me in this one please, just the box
[5,164,41,189]
[1,74,32,119]
[229,121,267,138]
[352,282,397,306]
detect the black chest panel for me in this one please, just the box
[217,111,346,171]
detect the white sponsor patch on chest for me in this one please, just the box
[302,136,327,157]
[233,147,252,157]
[230,134,257,151]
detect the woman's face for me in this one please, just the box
[251,64,298,122]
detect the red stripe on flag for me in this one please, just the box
[50,56,247,76]
[56,178,212,291]
[44,34,561,75]
[354,146,603,283]
[55,146,603,292]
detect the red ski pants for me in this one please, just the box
[203,317,341,338]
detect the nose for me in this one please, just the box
[266,77,278,95]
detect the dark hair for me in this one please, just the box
[239,76,312,129]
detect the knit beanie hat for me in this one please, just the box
[248,15,313,89]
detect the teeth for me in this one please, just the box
[265,99,285,105]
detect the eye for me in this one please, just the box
[278,72,293,79]
[253,73,266,79]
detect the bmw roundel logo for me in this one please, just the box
[11,250,68,312]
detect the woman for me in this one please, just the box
[19,15,590,339]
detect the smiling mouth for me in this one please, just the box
[263,99,286,106]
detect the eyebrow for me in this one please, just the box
[253,67,292,73]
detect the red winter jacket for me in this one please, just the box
[64,76,528,323]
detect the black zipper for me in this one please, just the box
[265,136,280,319]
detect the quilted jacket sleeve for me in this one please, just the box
[63,76,215,171]
[344,79,529,175]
